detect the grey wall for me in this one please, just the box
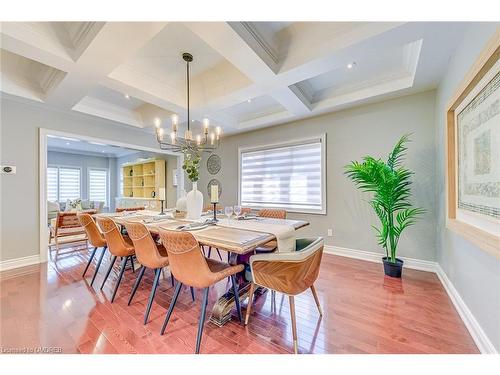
[116,151,179,208]
[434,24,500,352]
[200,90,437,261]
[47,150,116,211]
[0,95,172,262]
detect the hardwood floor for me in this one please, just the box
[0,247,479,354]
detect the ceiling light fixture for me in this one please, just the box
[347,62,357,70]
[124,94,130,99]
[247,99,252,103]
[155,53,221,153]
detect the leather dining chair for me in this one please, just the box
[96,217,136,303]
[123,221,195,325]
[77,213,108,286]
[158,229,244,354]
[245,237,324,354]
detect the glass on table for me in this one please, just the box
[224,206,233,223]
[233,205,242,217]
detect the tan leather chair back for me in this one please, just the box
[250,237,324,295]
[158,229,215,289]
[240,207,253,215]
[124,222,168,269]
[257,209,287,219]
[77,213,106,247]
[97,217,133,257]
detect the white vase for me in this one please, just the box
[186,182,203,220]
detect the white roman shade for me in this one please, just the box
[239,137,326,213]
[47,166,81,202]
[89,169,108,206]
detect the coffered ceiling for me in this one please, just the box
[1,22,470,135]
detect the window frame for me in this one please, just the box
[47,164,82,203]
[238,134,327,215]
[88,167,109,208]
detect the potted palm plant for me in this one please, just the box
[344,134,425,278]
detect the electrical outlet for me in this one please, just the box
[327,229,333,237]
[1,166,16,174]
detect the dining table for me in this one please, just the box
[94,210,309,326]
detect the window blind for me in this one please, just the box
[89,169,108,206]
[47,167,58,202]
[58,167,81,201]
[239,140,324,212]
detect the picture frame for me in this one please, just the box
[446,31,500,258]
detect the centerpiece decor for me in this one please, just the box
[344,134,425,278]
[183,153,203,220]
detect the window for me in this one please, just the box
[239,136,326,214]
[89,169,108,207]
[47,166,81,202]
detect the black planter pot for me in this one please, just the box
[382,257,404,278]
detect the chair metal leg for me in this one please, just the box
[111,257,128,303]
[195,287,210,354]
[310,284,323,316]
[129,256,135,273]
[216,248,223,260]
[207,246,212,258]
[245,282,256,326]
[160,281,183,335]
[230,275,242,323]
[289,295,298,354]
[90,246,106,286]
[100,255,117,290]
[128,266,146,306]
[144,268,161,325]
[170,273,175,287]
[82,247,98,277]
[271,290,276,304]
[190,286,195,301]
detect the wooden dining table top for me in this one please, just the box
[94,210,309,255]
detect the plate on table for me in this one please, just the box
[176,223,208,231]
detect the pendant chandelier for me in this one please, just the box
[155,52,221,153]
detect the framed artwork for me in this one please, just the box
[446,33,500,257]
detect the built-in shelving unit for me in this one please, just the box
[122,158,165,199]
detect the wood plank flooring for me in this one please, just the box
[0,247,479,354]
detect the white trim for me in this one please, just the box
[237,134,327,215]
[324,245,497,354]
[435,264,498,354]
[39,128,183,264]
[324,245,437,272]
[0,255,41,272]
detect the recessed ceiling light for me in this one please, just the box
[247,99,252,103]
[124,94,130,99]
[89,141,106,146]
[347,62,357,70]
[66,142,70,146]
[101,150,105,153]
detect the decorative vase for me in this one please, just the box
[176,190,187,212]
[186,182,203,220]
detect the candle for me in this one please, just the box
[159,187,166,201]
[211,184,219,203]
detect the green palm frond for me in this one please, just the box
[344,134,425,264]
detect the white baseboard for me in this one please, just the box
[435,264,497,354]
[324,245,437,272]
[324,245,497,354]
[0,254,41,272]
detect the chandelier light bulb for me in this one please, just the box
[196,134,201,145]
[170,132,176,144]
[185,130,193,141]
[154,118,161,128]
[171,114,178,125]
[203,118,210,133]
[158,127,164,141]
[210,132,215,145]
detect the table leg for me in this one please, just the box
[209,251,268,327]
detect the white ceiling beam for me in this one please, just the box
[185,22,312,116]
[44,22,168,109]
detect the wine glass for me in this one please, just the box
[224,206,233,223]
[233,205,242,218]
